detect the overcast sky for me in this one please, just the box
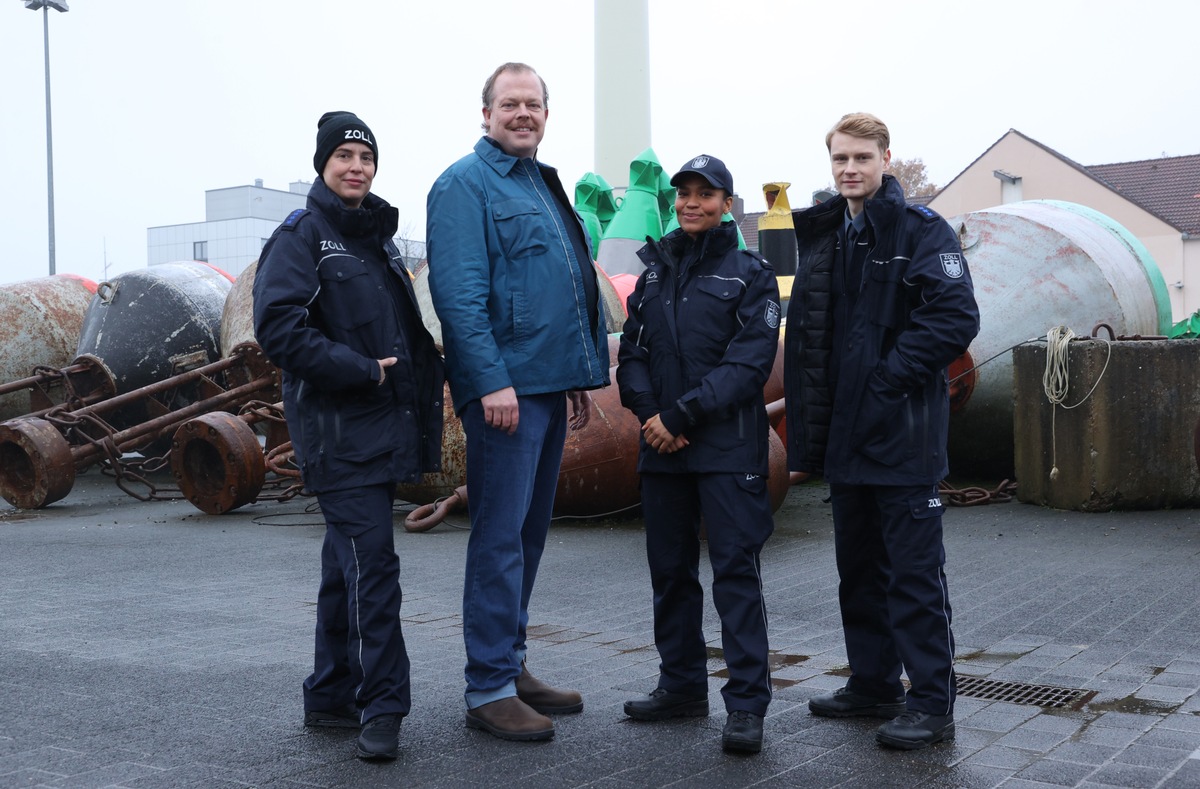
[1,0,1195,286]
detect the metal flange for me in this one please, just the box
[170,411,265,515]
[0,418,76,509]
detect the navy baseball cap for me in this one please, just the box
[670,154,733,194]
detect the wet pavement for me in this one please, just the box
[2,470,1199,788]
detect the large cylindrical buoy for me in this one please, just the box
[947,200,1171,480]
[394,383,466,505]
[220,261,259,357]
[758,183,798,277]
[553,370,644,517]
[596,147,664,278]
[575,172,618,260]
[75,261,234,394]
[596,268,628,335]
[0,275,97,420]
[411,264,441,350]
[73,262,234,449]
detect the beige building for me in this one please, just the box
[928,130,1200,321]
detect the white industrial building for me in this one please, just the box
[146,180,308,279]
[146,180,425,279]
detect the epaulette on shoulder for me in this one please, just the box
[740,247,772,269]
[280,208,310,231]
[908,204,942,222]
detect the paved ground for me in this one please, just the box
[2,469,1200,788]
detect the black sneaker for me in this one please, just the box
[304,703,360,728]
[355,714,401,760]
[722,710,763,754]
[876,710,955,750]
[808,686,906,719]
[624,688,709,721]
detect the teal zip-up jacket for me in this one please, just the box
[425,137,609,412]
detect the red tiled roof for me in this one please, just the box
[738,212,762,250]
[1087,154,1200,235]
[936,129,1200,236]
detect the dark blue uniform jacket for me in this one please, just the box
[783,175,979,486]
[252,178,444,494]
[617,221,780,475]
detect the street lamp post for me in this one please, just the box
[24,0,69,276]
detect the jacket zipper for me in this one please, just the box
[519,162,600,382]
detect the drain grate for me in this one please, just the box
[956,675,1094,709]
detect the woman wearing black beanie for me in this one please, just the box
[252,112,445,762]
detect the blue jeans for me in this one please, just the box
[460,392,567,709]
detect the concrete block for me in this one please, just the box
[1013,339,1200,511]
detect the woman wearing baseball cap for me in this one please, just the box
[616,155,780,753]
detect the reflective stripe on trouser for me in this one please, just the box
[640,471,775,716]
[303,484,410,721]
[829,482,956,715]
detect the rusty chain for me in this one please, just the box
[39,402,308,505]
[239,400,288,424]
[939,478,1018,506]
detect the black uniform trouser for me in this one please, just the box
[640,471,774,716]
[829,482,956,715]
[303,483,410,723]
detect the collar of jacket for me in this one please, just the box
[474,135,560,181]
[638,220,739,270]
[309,176,399,241]
[793,173,906,240]
[862,174,905,230]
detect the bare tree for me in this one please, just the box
[887,157,939,199]
[812,155,938,205]
[392,221,427,273]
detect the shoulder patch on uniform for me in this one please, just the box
[764,300,780,329]
[908,204,941,222]
[280,208,310,231]
[939,252,965,279]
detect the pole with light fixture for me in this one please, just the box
[23,0,69,276]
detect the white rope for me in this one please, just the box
[1042,326,1075,409]
[1041,325,1112,481]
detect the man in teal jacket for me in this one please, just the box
[426,62,609,743]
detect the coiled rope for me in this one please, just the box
[1042,325,1112,481]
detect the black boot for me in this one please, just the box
[876,711,955,750]
[722,710,763,753]
[355,714,401,760]
[808,686,906,719]
[623,688,709,721]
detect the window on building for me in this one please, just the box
[194,241,208,262]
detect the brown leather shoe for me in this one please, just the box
[465,696,554,741]
[516,662,584,714]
